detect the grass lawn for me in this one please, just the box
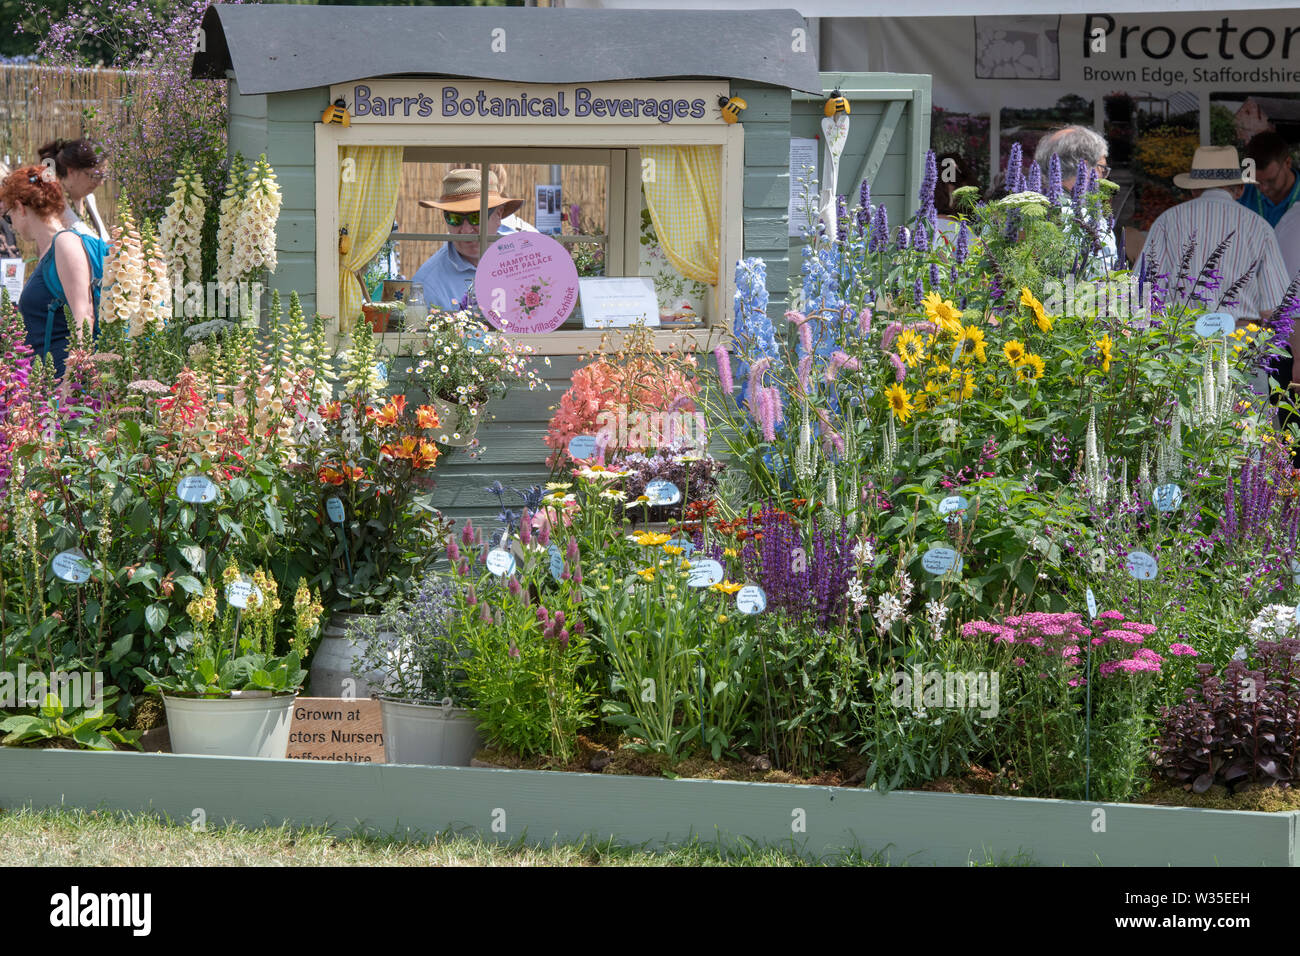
[0,806,910,866]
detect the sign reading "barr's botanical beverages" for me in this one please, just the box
[329,81,726,124]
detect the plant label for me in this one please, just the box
[51,549,91,584]
[325,496,346,524]
[1291,557,1300,587]
[938,495,969,519]
[567,434,598,459]
[668,537,696,556]
[373,361,388,383]
[548,544,564,581]
[1086,586,1098,620]
[1295,604,1300,627]
[485,549,516,576]
[686,559,724,588]
[921,546,959,575]
[644,479,682,506]
[286,697,385,763]
[226,579,261,610]
[736,585,767,614]
[1152,483,1182,513]
[176,475,218,504]
[1194,312,1235,337]
[1125,550,1158,580]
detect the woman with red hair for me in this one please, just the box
[0,164,108,376]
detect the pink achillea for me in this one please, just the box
[1168,643,1198,656]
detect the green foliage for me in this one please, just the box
[0,688,142,751]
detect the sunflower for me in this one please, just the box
[1002,339,1027,366]
[896,329,926,368]
[1019,287,1054,333]
[957,325,987,363]
[1016,353,1046,382]
[884,383,914,422]
[953,370,976,400]
[922,292,964,337]
[1095,334,1114,373]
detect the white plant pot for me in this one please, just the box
[379,697,481,767]
[162,692,297,758]
[309,613,388,698]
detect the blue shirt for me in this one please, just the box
[1238,168,1300,228]
[412,224,514,310]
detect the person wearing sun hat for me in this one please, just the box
[1139,145,1289,326]
[412,167,524,311]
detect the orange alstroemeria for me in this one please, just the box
[366,402,400,428]
[319,401,342,421]
[318,466,345,486]
[415,404,442,430]
[412,439,441,470]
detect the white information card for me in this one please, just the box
[788,137,819,237]
[579,276,660,329]
[1,259,24,303]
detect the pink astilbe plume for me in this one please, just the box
[797,354,813,394]
[713,346,734,394]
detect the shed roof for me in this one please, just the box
[192,4,823,95]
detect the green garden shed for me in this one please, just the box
[192,3,930,522]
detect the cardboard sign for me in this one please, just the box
[286,697,385,763]
[176,475,218,504]
[474,232,579,334]
[1194,312,1235,337]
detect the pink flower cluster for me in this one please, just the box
[961,609,1184,679]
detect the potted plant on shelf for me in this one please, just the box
[361,300,404,334]
[135,568,325,758]
[394,293,547,451]
[347,574,480,765]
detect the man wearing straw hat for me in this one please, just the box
[1139,146,1289,328]
[412,166,524,311]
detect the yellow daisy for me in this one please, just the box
[711,580,744,595]
[922,292,964,337]
[662,544,684,556]
[1002,340,1027,366]
[635,567,657,580]
[885,383,914,423]
[632,531,672,547]
[896,329,926,368]
[957,325,987,363]
[1016,353,1046,382]
[1019,287,1053,333]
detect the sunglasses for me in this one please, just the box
[443,210,481,227]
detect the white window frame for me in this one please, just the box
[315,120,743,355]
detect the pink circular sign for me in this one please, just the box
[473,232,579,334]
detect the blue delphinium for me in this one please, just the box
[732,257,779,411]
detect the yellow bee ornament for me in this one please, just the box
[321,98,351,127]
[717,95,747,124]
[824,89,850,117]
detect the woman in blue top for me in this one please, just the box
[0,164,107,377]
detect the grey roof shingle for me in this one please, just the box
[192,4,823,95]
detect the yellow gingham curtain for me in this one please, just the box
[640,145,721,285]
[338,146,404,329]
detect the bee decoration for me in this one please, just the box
[321,98,351,127]
[717,95,747,125]
[338,226,351,256]
[824,89,850,117]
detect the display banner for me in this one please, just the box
[329,80,725,124]
[825,11,1300,112]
